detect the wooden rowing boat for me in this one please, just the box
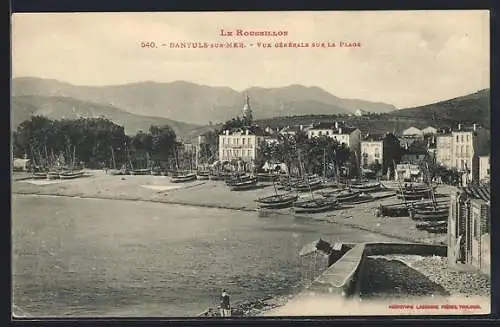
[256,193,299,209]
[229,177,258,191]
[350,182,383,193]
[171,173,197,183]
[292,198,339,214]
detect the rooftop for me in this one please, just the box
[309,122,358,134]
[460,184,490,202]
[220,125,272,137]
[362,133,385,142]
[279,125,306,134]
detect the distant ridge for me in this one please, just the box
[12,77,397,125]
[11,95,200,139]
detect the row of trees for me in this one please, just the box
[12,116,179,169]
[198,116,356,177]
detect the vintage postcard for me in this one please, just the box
[11,10,491,318]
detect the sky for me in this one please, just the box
[12,11,489,108]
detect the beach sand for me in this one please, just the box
[12,170,449,245]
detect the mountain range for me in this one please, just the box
[11,95,201,140]
[11,77,489,140]
[12,77,397,125]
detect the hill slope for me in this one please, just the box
[11,95,200,139]
[254,89,490,134]
[12,77,397,125]
[388,89,490,128]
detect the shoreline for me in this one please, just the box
[13,191,423,244]
[11,172,450,246]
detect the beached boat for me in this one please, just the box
[130,168,151,175]
[292,177,324,192]
[397,189,434,200]
[256,172,279,182]
[426,226,448,234]
[350,182,383,193]
[335,189,361,202]
[47,171,61,179]
[292,198,339,214]
[256,193,299,209]
[377,203,409,217]
[59,170,85,179]
[196,171,210,180]
[416,220,447,231]
[229,177,259,191]
[226,174,253,185]
[171,172,197,183]
[410,207,449,221]
[32,172,48,179]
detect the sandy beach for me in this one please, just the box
[12,170,450,246]
[12,170,449,245]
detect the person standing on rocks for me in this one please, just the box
[219,289,231,317]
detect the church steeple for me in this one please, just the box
[242,94,253,124]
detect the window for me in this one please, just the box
[247,150,251,157]
[456,145,459,155]
[466,134,470,142]
[375,152,380,158]
[461,145,464,156]
[461,135,464,142]
[465,145,469,157]
[326,131,330,136]
[318,131,322,136]
[242,138,246,145]
[456,135,459,142]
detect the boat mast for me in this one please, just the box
[110,146,117,170]
[323,147,327,179]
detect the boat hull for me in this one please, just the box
[410,210,449,221]
[350,183,382,193]
[292,199,339,214]
[256,194,299,209]
[171,174,197,183]
[59,171,85,179]
[229,178,258,191]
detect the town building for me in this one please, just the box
[279,125,308,137]
[450,124,490,183]
[422,126,438,135]
[401,126,424,138]
[307,121,362,157]
[394,163,422,182]
[401,142,429,164]
[219,126,270,163]
[478,155,490,183]
[218,96,272,163]
[435,133,453,167]
[355,109,366,117]
[12,158,31,171]
[448,184,490,276]
[360,133,401,174]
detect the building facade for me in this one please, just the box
[478,155,490,183]
[360,133,401,174]
[401,126,424,138]
[307,121,362,158]
[448,185,490,276]
[436,134,453,167]
[218,128,267,163]
[450,124,490,183]
[422,126,438,135]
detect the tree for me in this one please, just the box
[149,125,177,162]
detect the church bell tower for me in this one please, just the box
[242,95,253,124]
